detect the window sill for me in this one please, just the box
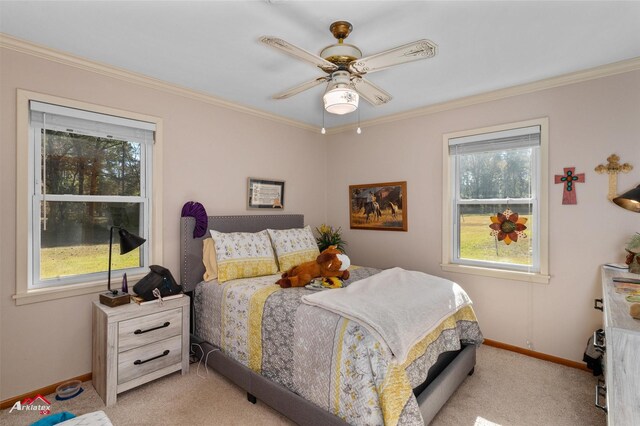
[13,274,146,306]
[440,263,550,284]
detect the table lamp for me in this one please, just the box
[99,226,146,307]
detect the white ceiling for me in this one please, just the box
[2,1,640,128]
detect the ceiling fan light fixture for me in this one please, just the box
[323,70,358,115]
[324,86,359,115]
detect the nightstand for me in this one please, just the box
[92,295,190,406]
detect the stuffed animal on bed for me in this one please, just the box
[276,245,350,288]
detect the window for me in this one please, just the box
[442,118,549,283]
[16,91,163,304]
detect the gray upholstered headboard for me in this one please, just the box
[180,214,304,292]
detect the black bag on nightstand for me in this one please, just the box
[133,265,182,301]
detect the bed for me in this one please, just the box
[180,214,483,425]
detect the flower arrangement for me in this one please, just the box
[625,232,640,273]
[315,224,347,253]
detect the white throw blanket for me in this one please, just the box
[302,267,472,364]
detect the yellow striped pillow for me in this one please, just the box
[267,226,320,272]
[210,230,278,283]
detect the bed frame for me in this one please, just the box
[180,214,476,425]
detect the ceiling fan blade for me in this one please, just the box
[352,77,392,106]
[272,77,329,100]
[349,39,438,75]
[260,36,338,73]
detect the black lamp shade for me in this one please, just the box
[613,184,640,213]
[118,228,146,254]
[101,226,147,305]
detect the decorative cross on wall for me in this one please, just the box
[595,154,633,201]
[554,167,585,205]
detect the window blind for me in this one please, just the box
[449,125,540,155]
[29,101,155,144]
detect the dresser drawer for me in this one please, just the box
[118,308,182,352]
[118,335,182,385]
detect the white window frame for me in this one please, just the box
[15,90,164,304]
[441,118,550,284]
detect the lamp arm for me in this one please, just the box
[107,225,121,294]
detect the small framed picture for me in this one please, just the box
[349,181,407,231]
[247,177,285,209]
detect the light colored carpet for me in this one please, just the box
[431,346,605,426]
[1,345,606,425]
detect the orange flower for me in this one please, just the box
[489,209,528,245]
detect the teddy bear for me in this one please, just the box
[276,245,350,288]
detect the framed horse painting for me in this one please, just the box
[349,181,407,231]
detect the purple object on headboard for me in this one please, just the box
[181,201,208,238]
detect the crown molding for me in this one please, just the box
[2,33,638,136]
[0,33,318,133]
[330,56,640,134]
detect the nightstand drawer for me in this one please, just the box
[118,335,182,384]
[118,308,182,352]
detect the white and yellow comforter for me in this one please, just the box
[194,267,483,425]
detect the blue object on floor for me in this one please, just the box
[55,380,82,401]
[30,411,76,426]
[55,387,83,401]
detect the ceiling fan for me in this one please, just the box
[259,21,437,115]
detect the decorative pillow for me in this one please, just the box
[267,226,320,272]
[210,229,278,283]
[202,238,218,282]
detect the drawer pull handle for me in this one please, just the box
[134,322,170,335]
[593,329,606,353]
[134,350,170,365]
[594,298,603,311]
[595,383,607,413]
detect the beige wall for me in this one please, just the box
[0,48,327,400]
[1,43,639,400]
[326,70,640,363]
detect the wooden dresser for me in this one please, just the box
[598,266,640,424]
[92,295,190,406]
